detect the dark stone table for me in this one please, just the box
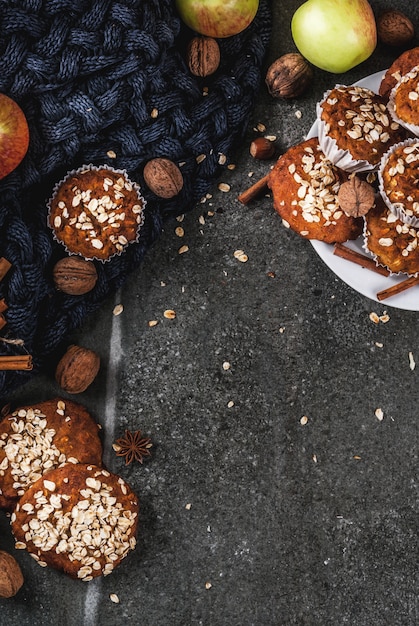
[1,1,418,624]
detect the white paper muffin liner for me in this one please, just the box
[378,138,419,228]
[316,87,378,173]
[47,164,146,262]
[388,66,419,138]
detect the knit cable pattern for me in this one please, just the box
[0,0,271,398]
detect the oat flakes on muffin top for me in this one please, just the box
[319,85,405,168]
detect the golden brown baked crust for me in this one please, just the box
[380,140,419,221]
[379,47,419,98]
[267,138,363,243]
[319,86,405,167]
[48,166,145,261]
[364,197,419,276]
[11,463,139,580]
[390,66,419,127]
[0,398,102,511]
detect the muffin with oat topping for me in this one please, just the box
[267,138,363,243]
[317,85,406,172]
[364,196,419,276]
[0,398,102,511]
[378,139,419,227]
[48,165,146,261]
[388,66,419,136]
[379,47,419,99]
[11,463,139,581]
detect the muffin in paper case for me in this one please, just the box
[316,84,406,173]
[378,138,419,228]
[363,196,419,278]
[387,65,419,138]
[47,164,146,262]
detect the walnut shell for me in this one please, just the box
[377,10,415,47]
[338,176,375,218]
[265,53,312,99]
[0,550,24,598]
[187,36,220,77]
[53,257,98,295]
[55,345,100,394]
[143,158,184,199]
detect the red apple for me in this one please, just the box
[0,93,29,180]
[175,0,259,38]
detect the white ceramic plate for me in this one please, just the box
[308,70,419,311]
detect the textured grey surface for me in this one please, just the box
[1,1,419,625]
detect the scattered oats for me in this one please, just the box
[409,351,416,370]
[222,361,231,370]
[295,110,302,119]
[265,135,277,142]
[198,215,205,225]
[110,594,120,604]
[150,108,159,118]
[279,327,285,333]
[175,226,184,237]
[218,154,227,165]
[196,154,206,164]
[113,304,124,316]
[255,123,266,132]
[369,312,380,324]
[267,271,276,278]
[375,408,384,421]
[106,150,117,159]
[176,214,185,222]
[300,415,308,426]
[227,164,236,170]
[227,401,235,408]
[218,183,230,193]
[185,503,192,510]
[148,320,158,327]
[375,342,383,348]
[178,245,189,254]
[160,281,166,287]
[164,309,176,319]
[205,581,212,590]
[380,313,390,323]
[248,171,254,177]
[353,455,361,460]
[312,454,318,463]
[234,249,248,263]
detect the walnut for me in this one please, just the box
[55,345,100,394]
[265,53,312,99]
[338,176,376,217]
[53,256,98,295]
[143,158,184,199]
[187,36,220,77]
[0,550,24,598]
[377,10,415,47]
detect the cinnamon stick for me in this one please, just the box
[377,276,419,301]
[238,174,270,205]
[0,355,33,370]
[0,315,6,331]
[0,298,8,313]
[333,243,390,277]
[0,257,11,282]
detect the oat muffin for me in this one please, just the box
[317,85,406,172]
[11,463,139,580]
[48,165,145,261]
[378,139,419,226]
[379,47,419,99]
[388,66,419,135]
[268,138,363,243]
[0,398,102,511]
[364,196,419,276]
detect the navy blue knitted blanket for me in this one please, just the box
[0,0,271,398]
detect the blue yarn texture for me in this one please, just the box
[0,0,271,398]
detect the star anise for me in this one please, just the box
[113,429,152,465]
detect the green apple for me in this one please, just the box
[291,0,377,74]
[175,0,259,38]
